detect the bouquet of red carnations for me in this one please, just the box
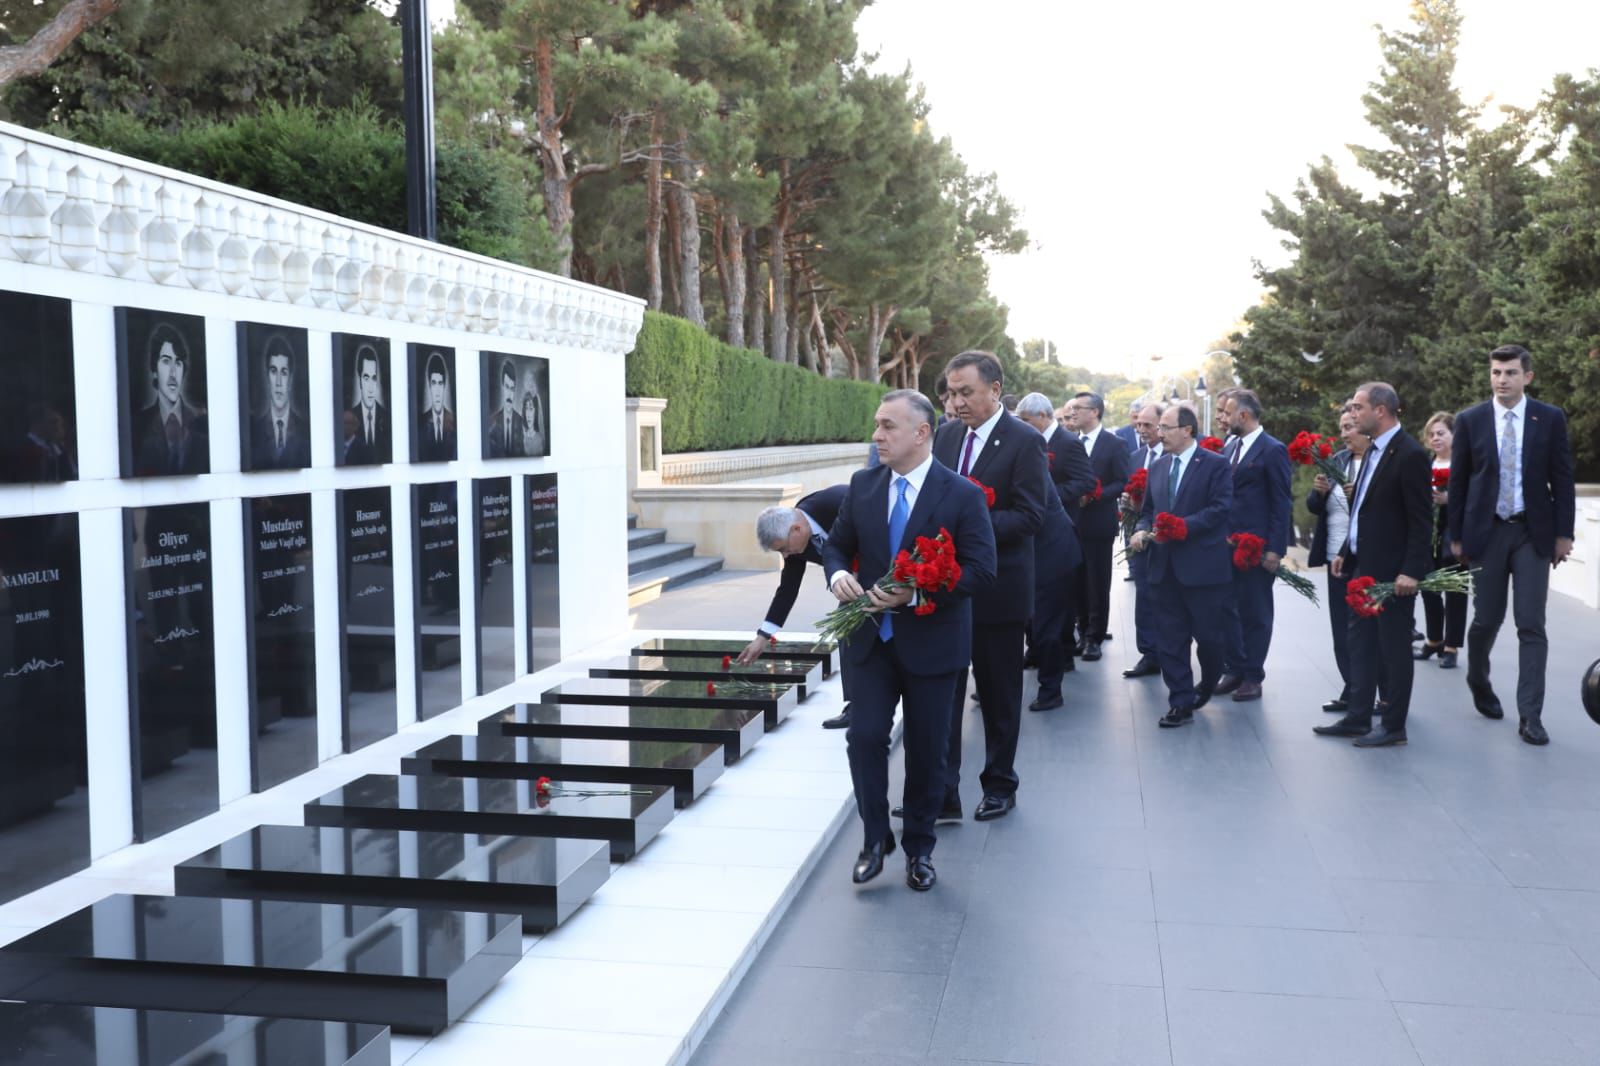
[967,477,996,508]
[1228,532,1319,605]
[1122,511,1186,563]
[1080,478,1103,508]
[1345,566,1474,618]
[1200,436,1225,453]
[1119,468,1149,540]
[814,528,962,643]
[1287,430,1349,487]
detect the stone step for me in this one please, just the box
[628,525,667,550]
[627,512,638,529]
[626,554,725,607]
[544,674,797,730]
[481,702,764,765]
[628,539,694,574]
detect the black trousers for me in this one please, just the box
[1345,571,1417,732]
[1466,518,1550,721]
[1080,536,1116,642]
[1130,548,1157,655]
[1233,565,1276,683]
[1326,570,1352,700]
[846,637,960,859]
[1152,575,1228,710]
[944,621,1025,800]
[1421,589,1468,648]
[1033,571,1073,699]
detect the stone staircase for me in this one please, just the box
[627,513,724,607]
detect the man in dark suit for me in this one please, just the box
[1067,391,1132,661]
[1212,389,1293,702]
[1306,409,1366,712]
[343,344,390,466]
[1448,344,1577,746]
[1129,404,1234,726]
[1015,392,1085,711]
[1315,382,1432,747]
[485,359,525,458]
[132,321,208,477]
[738,485,854,729]
[1112,401,1142,454]
[417,351,457,462]
[249,340,310,470]
[1015,392,1094,676]
[933,351,1048,822]
[1122,400,1165,679]
[823,390,996,891]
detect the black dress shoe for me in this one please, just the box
[974,794,1015,821]
[1322,697,1349,713]
[1214,674,1243,695]
[1411,627,1425,643]
[821,705,851,729]
[1439,650,1458,669]
[1231,681,1263,702]
[1158,707,1194,728]
[1353,726,1407,747]
[1414,641,1442,661]
[1082,642,1103,662]
[1122,655,1160,678]
[906,855,936,891]
[891,801,962,823]
[1520,718,1550,746]
[1192,684,1214,709]
[1073,637,1089,657]
[1022,653,1039,670]
[1028,693,1063,712]
[1102,633,1113,642]
[1314,717,1370,738]
[1470,683,1504,720]
[851,831,895,884]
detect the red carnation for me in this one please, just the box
[722,655,732,669]
[1228,531,1266,570]
[1126,467,1148,501]
[535,776,552,796]
[1344,575,1384,618]
[1431,468,1451,491]
[1047,451,1055,468]
[967,477,996,508]
[706,681,718,695]
[1080,479,1103,507]
[1153,512,1188,543]
[1317,438,1334,459]
[913,601,937,616]
[1200,436,1224,453]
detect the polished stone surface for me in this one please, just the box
[592,654,822,701]
[337,486,398,753]
[0,290,77,485]
[482,701,764,764]
[0,894,520,1035]
[412,481,461,720]
[544,676,797,730]
[525,473,561,674]
[635,637,837,678]
[472,478,515,693]
[243,493,317,791]
[0,1000,389,1066]
[115,307,210,479]
[174,824,607,932]
[303,773,675,862]
[400,733,724,808]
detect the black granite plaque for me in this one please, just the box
[526,473,561,673]
[413,482,461,719]
[634,636,838,678]
[333,334,392,467]
[0,1002,390,1066]
[0,290,77,484]
[483,702,764,764]
[337,487,397,752]
[125,503,218,841]
[593,654,823,700]
[473,477,515,692]
[409,344,458,463]
[0,513,87,904]
[175,824,608,932]
[544,676,797,730]
[481,352,550,459]
[115,308,210,479]
[238,323,311,472]
[0,894,519,1035]
[243,494,317,791]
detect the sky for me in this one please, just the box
[853,0,1600,376]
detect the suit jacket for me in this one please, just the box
[1042,424,1096,514]
[1136,445,1234,587]
[1339,426,1432,582]
[1228,431,1293,556]
[1077,428,1133,541]
[132,399,208,477]
[1305,448,1355,568]
[1034,480,1082,586]
[764,485,847,630]
[822,461,997,676]
[485,409,525,458]
[250,409,311,470]
[344,402,391,465]
[1447,397,1576,561]
[933,413,1049,624]
[418,407,457,462]
[1113,423,1140,454]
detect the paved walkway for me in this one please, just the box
[666,566,1600,1066]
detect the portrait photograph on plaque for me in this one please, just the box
[0,512,88,903]
[410,344,457,463]
[481,352,550,460]
[237,323,312,472]
[115,307,210,478]
[526,474,561,674]
[413,481,461,719]
[242,493,317,791]
[473,477,515,693]
[124,502,218,841]
[337,486,398,751]
[334,334,392,467]
[0,289,77,485]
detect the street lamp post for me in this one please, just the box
[401,0,437,241]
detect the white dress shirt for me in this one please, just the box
[1348,423,1400,553]
[957,406,1007,474]
[1080,423,1104,456]
[829,452,935,590]
[1232,424,1264,464]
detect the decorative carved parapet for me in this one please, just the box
[0,120,644,354]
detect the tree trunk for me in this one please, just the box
[723,208,746,349]
[864,303,897,382]
[784,264,801,365]
[809,293,830,377]
[830,307,859,379]
[663,187,681,316]
[669,184,704,327]
[769,162,790,362]
[0,0,121,89]
[746,228,765,355]
[532,37,574,278]
[644,115,663,310]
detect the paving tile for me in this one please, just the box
[1396,1001,1600,1066]
[698,964,945,1056]
[1361,932,1600,1014]
[954,914,1164,988]
[928,977,1170,1065]
[1158,922,1386,999]
[1151,869,1352,931]
[407,1023,679,1066]
[1333,878,1559,941]
[1166,988,1419,1066]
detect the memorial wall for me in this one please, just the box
[0,121,644,905]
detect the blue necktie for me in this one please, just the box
[1168,455,1183,510]
[880,476,910,641]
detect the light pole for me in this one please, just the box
[1195,374,1210,436]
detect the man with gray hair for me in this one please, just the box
[739,483,854,729]
[1016,391,1095,676]
[1113,400,1141,454]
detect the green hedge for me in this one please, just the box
[627,312,887,452]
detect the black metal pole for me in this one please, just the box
[401,0,437,241]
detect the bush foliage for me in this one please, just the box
[628,312,885,453]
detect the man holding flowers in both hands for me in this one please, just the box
[1127,404,1235,728]
[823,389,997,891]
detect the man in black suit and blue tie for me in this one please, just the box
[1448,345,1576,746]
[1122,400,1165,679]
[1128,405,1234,727]
[1068,391,1132,661]
[823,390,996,890]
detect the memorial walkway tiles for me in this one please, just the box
[173,824,608,932]
[400,733,724,808]
[0,894,520,1035]
[482,702,765,764]
[543,676,797,730]
[302,773,675,862]
[591,654,823,700]
[0,1000,389,1066]
[634,636,838,678]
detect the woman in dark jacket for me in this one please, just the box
[1416,410,1468,668]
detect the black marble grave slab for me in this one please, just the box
[0,1001,389,1066]
[412,481,461,720]
[473,478,515,693]
[243,494,317,792]
[482,702,764,764]
[591,654,822,700]
[303,773,674,862]
[0,894,519,1035]
[337,487,398,752]
[0,290,78,485]
[400,733,723,808]
[175,824,607,933]
[544,676,796,730]
[634,637,838,678]
[525,473,561,674]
